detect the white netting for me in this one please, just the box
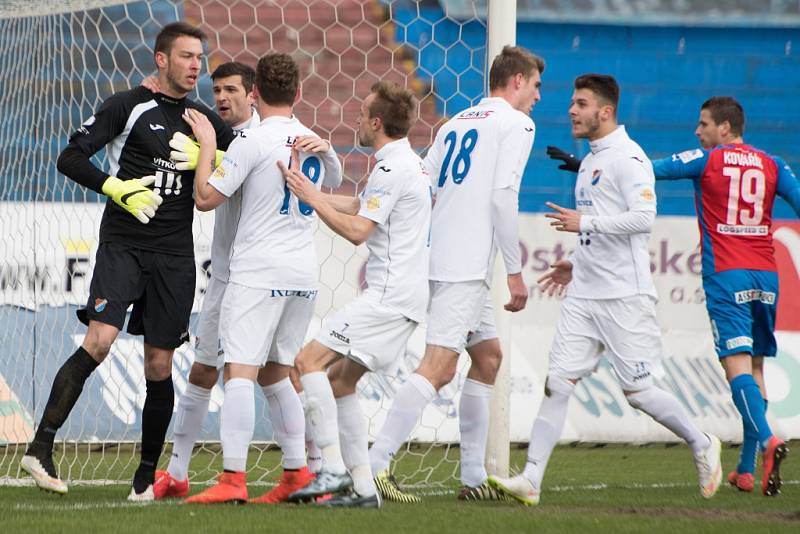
[0,0,489,487]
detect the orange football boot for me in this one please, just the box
[250,467,315,504]
[153,470,189,499]
[185,471,247,503]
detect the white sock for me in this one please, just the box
[262,377,306,470]
[220,378,254,472]
[300,372,346,475]
[626,387,710,455]
[459,379,493,487]
[337,394,374,496]
[523,375,574,488]
[369,373,436,475]
[299,392,322,473]
[167,382,211,481]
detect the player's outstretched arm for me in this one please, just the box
[280,148,375,245]
[546,145,581,173]
[182,108,227,211]
[774,156,800,217]
[651,149,708,181]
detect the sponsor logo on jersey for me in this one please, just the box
[211,166,225,179]
[153,157,178,171]
[674,149,704,163]
[524,127,534,132]
[456,110,494,120]
[222,156,239,168]
[366,196,381,210]
[94,298,107,312]
[716,224,769,236]
[591,169,602,185]
[726,335,753,350]
[640,188,655,202]
[576,187,593,207]
[723,150,763,169]
[149,123,165,131]
[378,165,391,173]
[734,289,776,305]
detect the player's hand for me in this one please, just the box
[545,201,581,232]
[182,108,217,148]
[141,75,160,93]
[101,175,163,224]
[279,146,319,206]
[169,132,225,171]
[546,145,581,173]
[294,135,331,153]
[537,260,573,297]
[504,272,528,312]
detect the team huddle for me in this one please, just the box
[19,21,797,507]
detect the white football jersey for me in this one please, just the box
[569,126,658,299]
[359,138,432,323]
[208,109,260,281]
[424,97,535,283]
[208,114,342,290]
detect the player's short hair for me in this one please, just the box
[211,62,256,92]
[255,53,299,106]
[488,46,545,91]
[368,81,418,138]
[154,22,206,56]
[701,96,745,136]
[574,74,620,110]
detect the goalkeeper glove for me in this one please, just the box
[546,145,582,173]
[101,175,163,224]
[169,132,225,171]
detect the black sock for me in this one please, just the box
[28,347,99,456]
[134,376,174,492]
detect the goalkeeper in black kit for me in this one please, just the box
[21,22,235,501]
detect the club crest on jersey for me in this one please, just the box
[591,169,602,185]
[94,298,107,312]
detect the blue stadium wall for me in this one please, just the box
[392,6,800,218]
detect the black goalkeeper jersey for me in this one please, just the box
[57,86,236,256]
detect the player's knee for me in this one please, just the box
[624,387,650,410]
[144,355,173,381]
[544,374,576,399]
[82,333,114,361]
[470,349,502,383]
[189,363,219,389]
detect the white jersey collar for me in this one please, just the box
[232,109,259,132]
[375,137,411,161]
[589,125,628,154]
[259,114,297,127]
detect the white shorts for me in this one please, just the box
[219,281,317,367]
[426,280,496,353]
[316,295,417,373]
[194,276,226,367]
[548,295,662,391]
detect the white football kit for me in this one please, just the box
[550,125,661,390]
[316,138,431,373]
[195,110,259,366]
[199,114,342,367]
[423,97,535,353]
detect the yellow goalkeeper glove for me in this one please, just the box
[169,132,225,171]
[101,175,163,224]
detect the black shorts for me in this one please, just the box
[77,241,196,349]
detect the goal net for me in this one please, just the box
[0,0,492,488]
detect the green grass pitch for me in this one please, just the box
[1,442,797,533]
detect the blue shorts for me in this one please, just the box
[703,269,778,358]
